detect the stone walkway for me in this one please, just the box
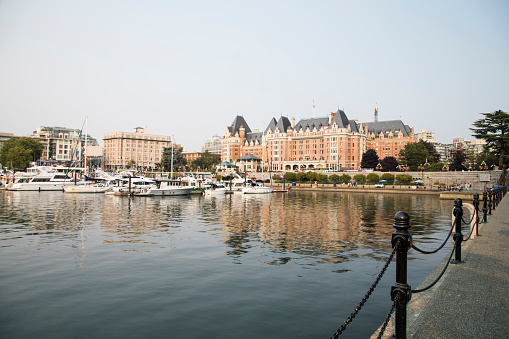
[406,194,509,338]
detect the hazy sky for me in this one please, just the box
[1,1,508,151]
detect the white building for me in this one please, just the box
[416,129,435,143]
[31,126,99,162]
[201,135,222,155]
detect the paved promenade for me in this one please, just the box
[405,195,509,338]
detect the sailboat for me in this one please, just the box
[64,118,110,193]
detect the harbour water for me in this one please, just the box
[0,190,459,338]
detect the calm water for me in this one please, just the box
[0,190,460,338]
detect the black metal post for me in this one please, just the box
[452,198,463,264]
[482,191,488,223]
[129,176,132,196]
[391,211,412,338]
[488,190,492,214]
[473,193,479,237]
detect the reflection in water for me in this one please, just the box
[0,191,453,264]
[0,190,458,339]
[215,192,452,266]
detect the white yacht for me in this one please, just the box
[221,172,250,192]
[147,179,192,196]
[7,171,72,191]
[203,182,227,195]
[242,181,273,194]
[106,177,156,196]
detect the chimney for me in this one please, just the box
[290,117,295,128]
[374,105,379,122]
[328,112,333,124]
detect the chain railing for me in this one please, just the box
[329,245,397,339]
[329,187,506,338]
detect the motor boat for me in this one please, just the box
[147,179,192,196]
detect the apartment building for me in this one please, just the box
[103,127,171,170]
[31,126,99,162]
[201,135,222,155]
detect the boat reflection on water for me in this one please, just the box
[0,189,455,339]
[1,190,452,262]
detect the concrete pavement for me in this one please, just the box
[406,194,509,338]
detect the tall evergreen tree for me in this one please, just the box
[449,148,467,171]
[470,110,509,169]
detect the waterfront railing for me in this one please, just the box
[329,186,507,338]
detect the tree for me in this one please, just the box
[353,174,366,183]
[160,145,187,171]
[449,148,467,171]
[0,137,44,170]
[418,140,440,163]
[396,174,412,183]
[316,173,328,182]
[338,174,351,183]
[296,172,307,182]
[471,110,509,169]
[398,143,429,171]
[380,173,395,182]
[361,149,379,169]
[284,172,297,182]
[366,173,380,182]
[380,156,399,172]
[329,174,340,182]
[428,162,448,172]
[190,150,220,171]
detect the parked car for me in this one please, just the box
[374,183,384,188]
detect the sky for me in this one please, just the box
[0,0,508,151]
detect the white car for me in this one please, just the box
[374,183,384,188]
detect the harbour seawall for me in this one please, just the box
[271,183,488,200]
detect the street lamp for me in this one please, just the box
[418,164,425,179]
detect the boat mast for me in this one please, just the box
[84,117,88,177]
[170,140,174,179]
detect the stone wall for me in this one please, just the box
[253,170,506,191]
[404,170,504,190]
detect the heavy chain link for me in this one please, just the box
[376,294,399,339]
[330,244,398,339]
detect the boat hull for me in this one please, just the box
[63,185,110,193]
[147,187,192,196]
[7,183,64,191]
[242,187,273,194]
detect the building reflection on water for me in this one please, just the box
[0,190,453,265]
[217,192,452,265]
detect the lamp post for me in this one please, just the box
[418,164,424,179]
